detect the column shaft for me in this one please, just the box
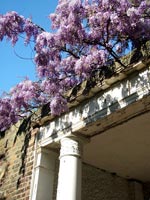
[56,137,82,200]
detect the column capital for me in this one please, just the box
[59,135,89,158]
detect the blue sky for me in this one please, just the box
[0,0,58,94]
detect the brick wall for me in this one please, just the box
[82,163,142,200]
[0,120,38,200]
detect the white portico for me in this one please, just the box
[30,134,87,200]
[30,60,150,200]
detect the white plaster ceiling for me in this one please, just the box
[83,111,150,182]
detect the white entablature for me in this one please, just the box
[38,60,150,145]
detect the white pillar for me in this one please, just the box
[56,136,83,200]
[30,148,58,200]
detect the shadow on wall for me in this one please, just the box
[84,66,150,127]
[13,117,32,188]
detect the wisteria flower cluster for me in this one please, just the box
[0,11,42,45]
[0,0,150,131]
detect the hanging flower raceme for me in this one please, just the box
[0,98,19,131]
[50,94,68,116]
[0,11,24,44]
[10,79,41,111]
[0,11,42,45]
[0,0,150,131]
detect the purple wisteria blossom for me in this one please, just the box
[0,0,150,131]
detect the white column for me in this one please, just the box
[30,148,58,200]
[56,136,83,200]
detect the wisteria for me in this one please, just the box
[0,0,150,131]
[0,11,42,45]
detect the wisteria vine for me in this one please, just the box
[0,0,150,131]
